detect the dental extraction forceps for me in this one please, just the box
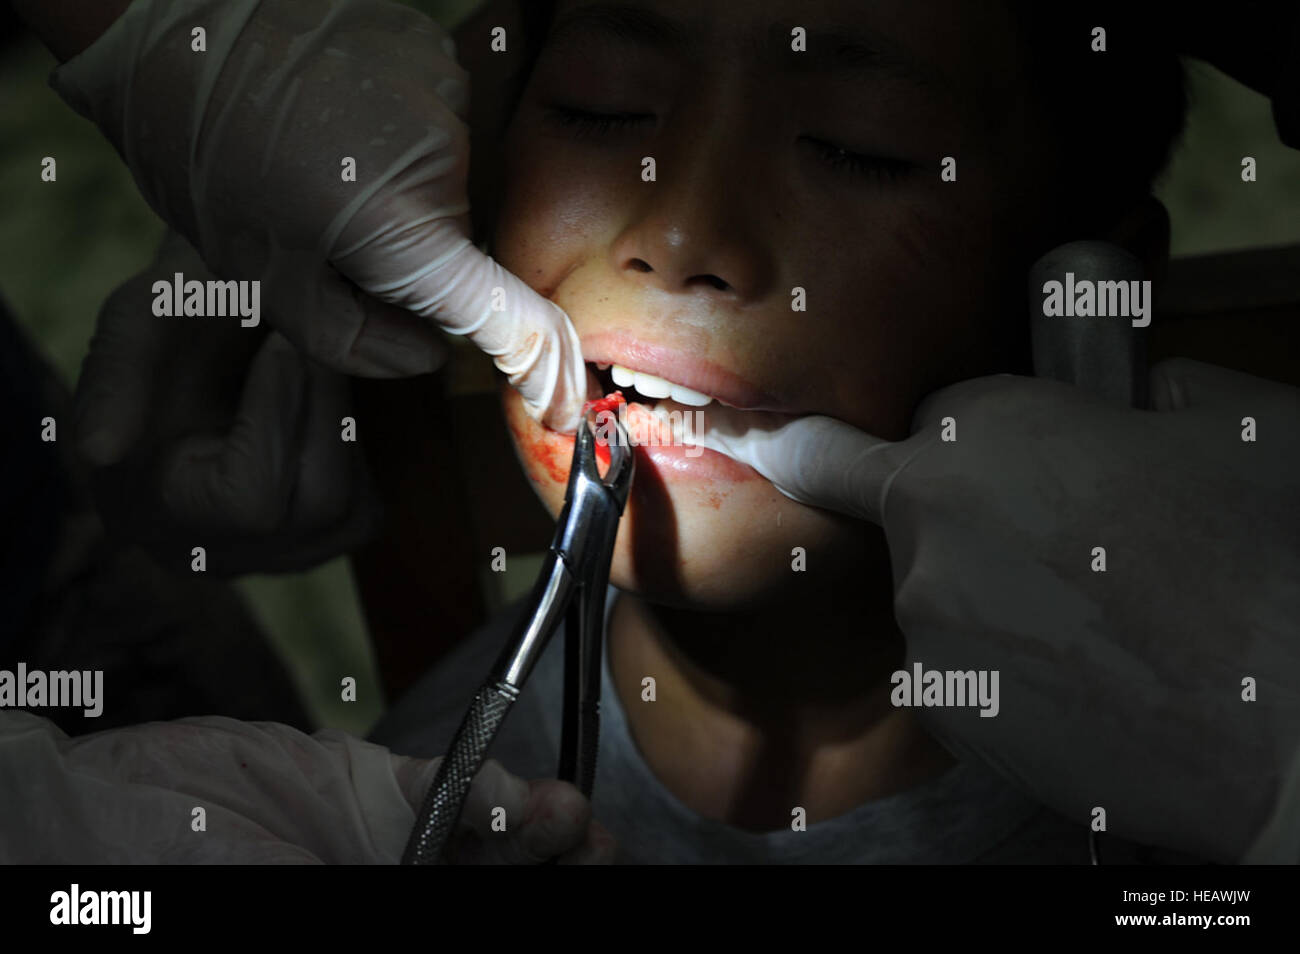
[401,405,635,865]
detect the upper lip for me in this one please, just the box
[580,331,777,410]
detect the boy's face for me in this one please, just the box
[495,0,1054,609]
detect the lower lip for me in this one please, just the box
[633,437,756,482]
[621,401,761,484]
[520,399,760,485]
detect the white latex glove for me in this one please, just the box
[51,0,585,430]
[76,232,381,575]
[697,360,1300,863]
[0,710,614,864]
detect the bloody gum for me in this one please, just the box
[513,391,627,482]
[583,391,626,469]
[582,390,626,417]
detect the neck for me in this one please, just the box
[608,566,954,832]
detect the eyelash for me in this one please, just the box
[801,138,914,182]
[548,106,653,137]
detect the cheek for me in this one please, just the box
[804,205,1015,440]
[629,502,876,609]
[494,139,624,286]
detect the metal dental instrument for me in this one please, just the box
[401,404,635,865]
[1030,240,1150,410]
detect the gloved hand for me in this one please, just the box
[0,709,615,864]
[50,0,586,431]
[76,232,381,576]
[697,360,1300,863]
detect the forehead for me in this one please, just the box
[547,0,1023,114]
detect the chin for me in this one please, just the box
[501,384,867,610]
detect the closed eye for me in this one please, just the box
[546,105,655,138]
[800,136,915,182]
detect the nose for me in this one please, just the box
[609,135,775,303]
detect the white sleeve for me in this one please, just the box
[0,710,427,863]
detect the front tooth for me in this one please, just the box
[632,370,672,400]
[610,363,714,406]
[668,383,712,406]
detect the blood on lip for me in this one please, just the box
[511,416,571,484]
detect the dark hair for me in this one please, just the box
[1010,3,1187,234]
[511,1,1186,233]
[518,0,558,51]
[502,0,559,117]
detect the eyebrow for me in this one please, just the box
[547,3,697,54]
[779,24,946,96]
[545,3,950,98]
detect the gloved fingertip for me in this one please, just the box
[467,758,531,828]
[519,779,592,861]
[527,393,582,435]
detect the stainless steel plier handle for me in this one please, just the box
[402,404,635,865]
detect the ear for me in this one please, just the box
[1100,195,1171,290]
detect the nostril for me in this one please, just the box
[694,274,731,292]
[628,259,653,273]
